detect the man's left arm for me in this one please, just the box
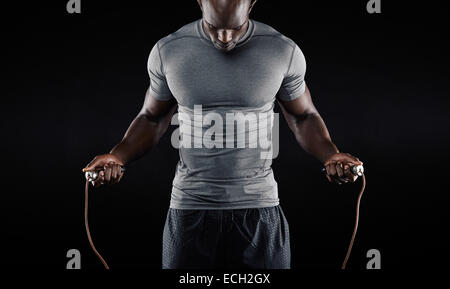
[277,84,363,184]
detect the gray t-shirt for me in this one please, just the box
[148,19,306,209]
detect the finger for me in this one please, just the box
[331,175,342,185]
[117,171,124,183]
[335,174,349,183]
[83,164,104,173]
[342,153,363,166]
[109,164,120,183]
[112,172,123,184]
[351,160,363,167]
[344,164,354,180]
[92,170,102,187]
[111,163,119,180]
[325,164,331,175]
[96,170,105,186]
[104,164,112,184]
[112,164,122,179]
[83,157,101,172]
[94,178,102,188]
[325,173,333,183]
[336,162,344,177]
[325,161,336,176]
[329,162,337,176]
[111,165,120,184]
[344,165,358,182]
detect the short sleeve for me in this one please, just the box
[277,44,307,101]
[147,43,173,101]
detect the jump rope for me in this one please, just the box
[84,165,365,270]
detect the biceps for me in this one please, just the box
[277,85,317,116]
[140,86,177,122]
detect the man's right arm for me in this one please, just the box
[82,42,176,186]
[109,86,177,165]
[82,87,177,187]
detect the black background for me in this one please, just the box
[2,0,449,278]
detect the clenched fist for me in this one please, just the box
[82,154,125,187]
[323,152,363,185]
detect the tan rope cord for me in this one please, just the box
[83,169,365,270]
[341,173,366,269]
[85,179,110,270]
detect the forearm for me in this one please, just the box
[109,112,172,165]
[289,112,339,164]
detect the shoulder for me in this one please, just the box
[156,20,200,51]
[250,20,305,65]
[251,20,298,50]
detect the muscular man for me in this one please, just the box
[83,0,363,269]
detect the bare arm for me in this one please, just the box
[110,86,178,165]
[82,87,177,186]
[277,84,338,163]
[277,84,362,184]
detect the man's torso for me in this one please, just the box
[149,19,304,209]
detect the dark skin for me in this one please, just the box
[277,85,363,184]
[82,0,363,186]
[198,0,257,51]
[82,88,177,187]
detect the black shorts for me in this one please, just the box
[162,205,290,269]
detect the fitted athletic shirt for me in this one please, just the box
[148,19,306,209]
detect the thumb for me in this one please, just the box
[82,159,103,172]
[82,154,124,172]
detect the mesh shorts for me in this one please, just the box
[162,205,290,269]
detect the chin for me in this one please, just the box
[213,42,237,52]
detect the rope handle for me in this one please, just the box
[83,166,365,270]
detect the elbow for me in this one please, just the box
[139,110,162,125]
[293,111,320,126]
